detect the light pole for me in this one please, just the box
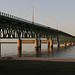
[27,4,34,23]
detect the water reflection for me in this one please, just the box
[39,46,41,56]
[1,43,75,58]
[38,45,75,58]
[47,48,50,56]
[50,47,53,54]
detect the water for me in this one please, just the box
[1,43,75,58]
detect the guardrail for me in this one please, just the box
[0,11,47,28]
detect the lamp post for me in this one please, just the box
[27,4,34,23]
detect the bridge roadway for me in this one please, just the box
[0,12,75,57]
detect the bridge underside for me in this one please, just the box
[0,12,75,42]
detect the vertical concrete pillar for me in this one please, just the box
[35,39,39,56]
[47,40,50,49]
[64,42,66,46]
[72,42,74,46]
[68,42,71,46]
[57,36,60,48]
[50,40,53,48]
[17,39,22,57]
[57,42,60,48]
[67,42,69,46]
[50,40,53,54]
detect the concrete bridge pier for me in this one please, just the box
[68,42,71,46]
[50,40,53,48]
[57,41,60,48]
[50,39,53,53]
[17,39,22,57]
[72,42,74,46]
[35,39,39,56]
[64,42,66,46]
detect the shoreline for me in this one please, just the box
[1,57,75,62]
[0,57,75,75]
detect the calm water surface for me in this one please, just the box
[1,43,75,58]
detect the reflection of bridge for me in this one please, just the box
[0,12,75,57]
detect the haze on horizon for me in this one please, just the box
[0,0,75,36]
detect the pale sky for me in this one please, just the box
[0,0,75,36]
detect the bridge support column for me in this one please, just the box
[50,40,53,53]
[68,42,71,46]
[64,42,66,46]
[57,36,60,48]
[50,40,53,48]
[72,42,74,46]
[57,42,60,48]
[35,39,39,56]
[17,39,22,57]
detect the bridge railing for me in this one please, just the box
[0,11,32,24]
[0,12,63,31]
[0,12,53,29]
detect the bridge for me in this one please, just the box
[0,12,75,57]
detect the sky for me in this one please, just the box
[0,0,75,36]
